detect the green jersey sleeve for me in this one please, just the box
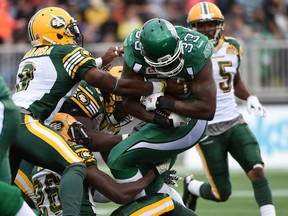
[52,44,97,80]
[0,76,11,99]
[176,26,214,77]
[123,29,146,71]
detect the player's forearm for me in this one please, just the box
[86,129,122,152]
[114,169,156,204]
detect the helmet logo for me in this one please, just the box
[76,92,89,105]
[50,16,66,29]
[50,121,64,132]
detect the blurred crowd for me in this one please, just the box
[1,0,288,45]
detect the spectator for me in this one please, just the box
[0,0,16,44]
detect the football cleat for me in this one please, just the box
[182,175,199,211]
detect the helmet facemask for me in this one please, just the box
[49,113,91,145]
[103,93,133,128]
[65,17,83,46]
[189,21,224,45]
[139,18,184,77]
[141,40,184,77]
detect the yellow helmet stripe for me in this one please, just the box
[200,2,210,15]
[130,195,174,216]
[24,114,83,163]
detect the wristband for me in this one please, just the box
[95,57,103,68]
[157,96,175,111]
[122,134,129,140]
[152,81,167,94]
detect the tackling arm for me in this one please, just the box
[121,61,171,127]
[85,165,156,204]
[72,115,123,152]
[83,61,190,97]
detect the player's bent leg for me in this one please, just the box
[12,114,88,216]
[0,98,20,183]
[230,124,276,216]
[111,193,198,216]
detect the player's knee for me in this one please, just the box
[248,163,264,181]
[215,188,231,202]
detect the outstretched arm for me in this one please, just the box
[86,165,156,204]
[83,61,189,97]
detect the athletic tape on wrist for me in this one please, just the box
[152,81,167,94]
[95,57,103,68]
[122,134,129,140]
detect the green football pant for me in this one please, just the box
[10,114,87,216]
[111,193,198,216]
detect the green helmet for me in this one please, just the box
[139,18,184,77]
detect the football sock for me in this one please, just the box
[59,164,87,216]
[252,177,276,216]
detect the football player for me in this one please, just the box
[182,2,276,216]
[9,7,187,216]
[0,75,37,216]
[106,17,216,204]
[31,112,158,216]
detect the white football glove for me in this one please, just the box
[164,169,181,188]
[247,95,266,117]
[154,159,171,175]
[141,92,163,111]
[168,112,191,128]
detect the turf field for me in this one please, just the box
[95,166,288,216]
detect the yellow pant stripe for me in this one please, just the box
[131,196,174,216]
[24,114,82,163]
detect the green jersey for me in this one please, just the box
[12,44,96,123]
[124,25,213,85]
[0,76,10,99]
[108,25,213,199]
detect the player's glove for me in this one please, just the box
[164,169,181,188]
[247,95,266,117]
[141,92,164,111]
[154,159,171,176]
[168,112,191,128]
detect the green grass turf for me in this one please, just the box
[95,166,288,216]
